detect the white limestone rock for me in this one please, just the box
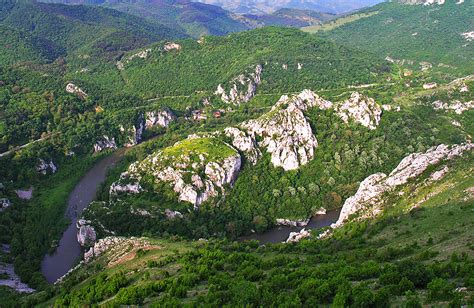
[461,31,474,42]
[223,127,261,165]
[432,100,473,114]
[66,83,87,99]
[164,42,181,52]
[112,137,242,207]
[117,49,151,70]
[94,136,117,153]
[241,90,330,171]
[215,64,262,105]
[333,143,473,227]
[77,224,97,247]
[37,159,57,175]
[276,218,310,227]
[336,92,382,130]
[286,228,311,243]
[145,109,175,128]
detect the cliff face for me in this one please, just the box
[333,143,473,228]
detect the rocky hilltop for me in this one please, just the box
[111,136,241,206]
[108,89,385,205]
[332,143,474,228]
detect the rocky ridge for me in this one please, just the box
[332,143,473,228]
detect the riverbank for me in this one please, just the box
[41,150,125,283]
[239,209,341,244]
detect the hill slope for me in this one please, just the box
[0,0,186,64]
[314,1,473,75]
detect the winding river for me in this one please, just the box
[41,151,124,283]
[40,149,340,283]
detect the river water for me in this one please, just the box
[41,151,124,283]
[240,209,341,244]
[40,149,340,283]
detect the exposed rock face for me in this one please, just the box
[77,220,97,247]
[37,159,57,175]
[336,92,382,130]
[215,64,262,105]
[121,115,145,147]
[109,181,142,196]
[117,49,151,70]
[84,237,154,265]
[145,109,175,128]
[94,136,117,153]
[333,143,473,227]
[66,83,87,99]
[164,42,181,51]
[241,90,330,171]
[111,137,242,207]
[84,237,126,263]
[433,100,473,114]
[223,127,261,165]
[276,218,310,227]
[461,31,474,42]
[286,228,311,243]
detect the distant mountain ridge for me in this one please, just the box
[196,0,385,14]
[39,0,340,37]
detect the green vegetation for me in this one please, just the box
[162,137,237,162]
[319,1,474,76]
[302,11,379,33]
[34,153,474,306]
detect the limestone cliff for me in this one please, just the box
[333,143,473,227]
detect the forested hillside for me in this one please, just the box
[315,0,473,76]
[0,0,473,306]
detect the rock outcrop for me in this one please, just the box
[111,137,242,207]
[336,92,382,130]
[117,49,151,70]
[77,219,97,247]
[37,159,57,175]
[241,90,329,171]
[94,136,117,153]
[223,127,261,165]
[215,64,262,105]
[432,100,473,114]
[333,143,473,227]
[66,83,87,99]
[461,31,474,42]
[145,109,176,128]
[276,218,310,227]
[286,228,311,243]
[121,115,145,147]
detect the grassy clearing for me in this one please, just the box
[302,12,379,33]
